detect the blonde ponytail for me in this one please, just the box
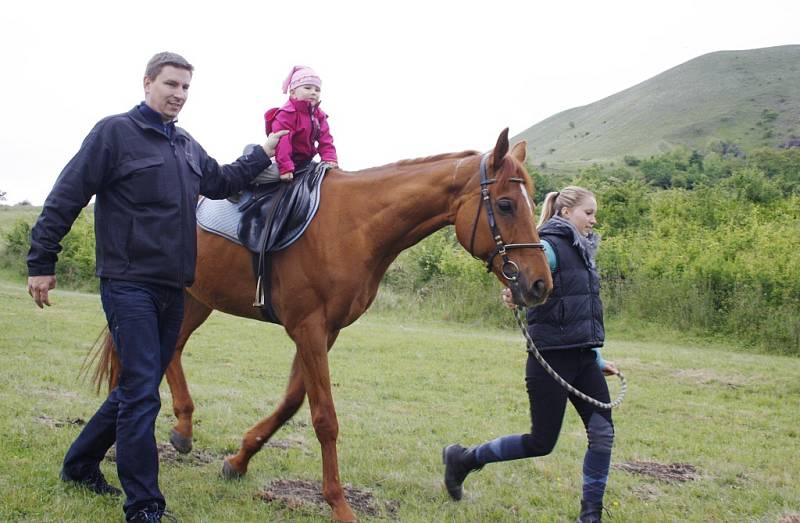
[537,191,560,227]
[537,186,595,228]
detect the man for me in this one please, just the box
[27,52,286,523]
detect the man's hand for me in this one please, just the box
[279,172,294,182]
[28,275,57,308]
[262,130,289,157]
[501,287,517,310]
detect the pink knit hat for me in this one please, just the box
[282,65,322,94]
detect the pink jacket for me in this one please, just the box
[265,98,337,174]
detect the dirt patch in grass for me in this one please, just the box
[257,479,399,518]
[631,484,662,501]
[613,460,701,483]
[104,443,220,466]
[36,415,85,428]
[778,515,800,523]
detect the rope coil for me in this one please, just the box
[513,309,627,409]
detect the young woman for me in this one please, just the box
[443,186,620,523]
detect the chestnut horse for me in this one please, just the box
[94,129,552,521]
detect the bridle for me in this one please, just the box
[468,153,544,281]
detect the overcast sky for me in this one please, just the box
[1,0,798,205]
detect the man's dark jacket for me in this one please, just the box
[526,219,605,351]
[27,106,270,289]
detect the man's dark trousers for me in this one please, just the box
[62,279,184,515]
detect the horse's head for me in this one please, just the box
[454,129,553,307]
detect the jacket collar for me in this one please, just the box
[540,216,601,268]
[127,104,189,140]
[279,97,326,117]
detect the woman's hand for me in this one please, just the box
[602,360,619,376]
[501,288,517,310]
[279,171,294,182]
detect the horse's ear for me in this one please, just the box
[492,128,510,170]
[511,140,527,163]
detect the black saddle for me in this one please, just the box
[237,162,327,254]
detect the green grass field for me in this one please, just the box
[1,277,798,522]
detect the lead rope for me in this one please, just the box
[512,308,627,409]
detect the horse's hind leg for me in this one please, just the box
[165,291,213,454]
[223,353,306,477]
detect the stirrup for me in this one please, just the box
[253,276,265,307]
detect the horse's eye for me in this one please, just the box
[497,199,514,214]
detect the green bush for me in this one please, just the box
[1,210,97,291]
[1,220,32,275]
[598,184,800,353]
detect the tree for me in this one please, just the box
[525,165,560,202]
[722,167,781,204]
[0,189,6,201]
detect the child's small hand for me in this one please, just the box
[327,162,338,169]
[280,172,294,182]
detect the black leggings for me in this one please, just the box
[521,349,614,456]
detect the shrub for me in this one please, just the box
[1,210,97,291]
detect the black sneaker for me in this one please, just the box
[60,468,122,496]
[442,444,480,501]
[127,503,177,523]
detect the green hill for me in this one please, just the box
[515,45,800,170]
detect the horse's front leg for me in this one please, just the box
[295,322,357,523]
[223,354,306,477]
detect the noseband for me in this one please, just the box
[468,154,544,281]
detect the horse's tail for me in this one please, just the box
[80,327,120,394]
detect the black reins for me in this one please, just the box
[468,154,545,281]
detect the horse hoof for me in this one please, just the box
[222,458,244,480]
[169,429,193,454]
[332,507,359,522]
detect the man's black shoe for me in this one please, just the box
[60,468,122,496]
[127,503,177,523]
[442,444,480,501]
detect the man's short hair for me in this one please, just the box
[145,52,194,80]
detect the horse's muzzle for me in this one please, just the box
[510,277,550,307]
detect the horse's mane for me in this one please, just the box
[344,148,533,194]
[395,150,480,166]
[355,150,481,174]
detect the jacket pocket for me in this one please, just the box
[185,150,203,178]
[118,155,165,203]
